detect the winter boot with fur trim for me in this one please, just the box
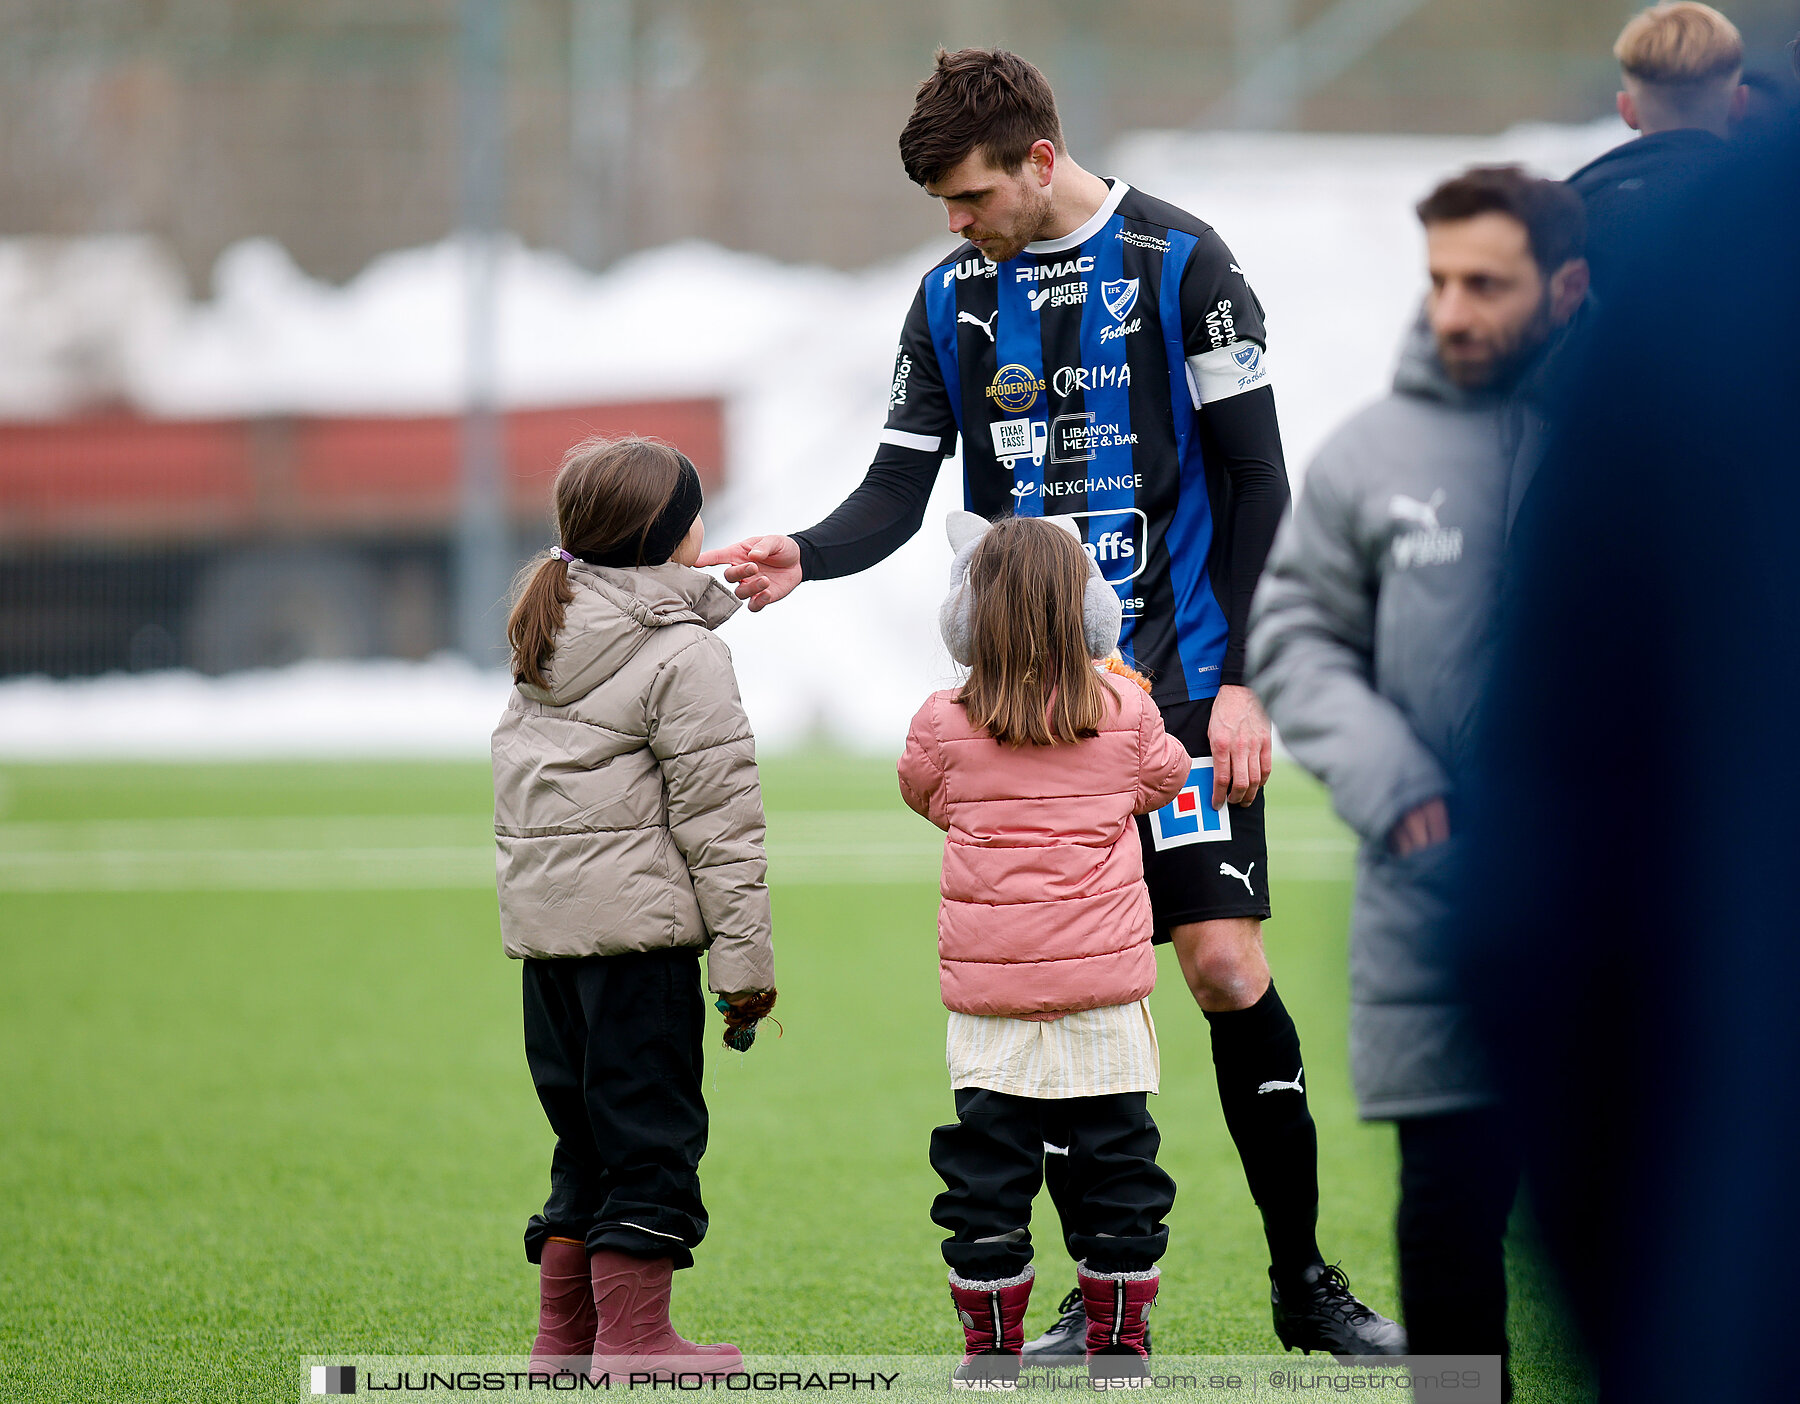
[528,1238,597,1375]
[588,1250,743,1380]
[1077,1264,1158,1385]
[948,1266,1033,1388]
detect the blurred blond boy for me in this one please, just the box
[1569,4,1747,291]
[1614,2,1747,137]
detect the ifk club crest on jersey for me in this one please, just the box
[1101,277,1140,323]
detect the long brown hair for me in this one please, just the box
[507,435,688,688]
[955,516,1113,747]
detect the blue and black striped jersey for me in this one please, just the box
[796,180,1289,705]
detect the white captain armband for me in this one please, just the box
[879,427,954,455]
[1185,341,1272,408]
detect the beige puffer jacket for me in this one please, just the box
[491,560,774,995]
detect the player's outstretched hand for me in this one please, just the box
[695,534,803,611]
[1207,683,1274,809]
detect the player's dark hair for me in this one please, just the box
[955,517,1112,748]
[1416,166,1587,275]
[899,48,1064,188]
[507,435,693,690]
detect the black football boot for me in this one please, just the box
[1271,1263,1407,1359]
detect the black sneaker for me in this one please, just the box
[1020,1288,1087,1361]
[1020,1286,1155,1363]
[1271,1263,1407,1359]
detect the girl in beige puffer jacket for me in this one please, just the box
[492,436,773,1378]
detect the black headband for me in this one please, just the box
[578,454,704,568]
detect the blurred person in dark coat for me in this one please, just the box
[1463,112,1800,1404]
[1568,4,1746,295]
[1249,167,1588,1397]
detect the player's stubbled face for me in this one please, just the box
[925,151,1055,264]
[1425,213,1554,391]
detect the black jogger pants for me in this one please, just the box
[929,1087,1176,1281]
[522,948,710,1269]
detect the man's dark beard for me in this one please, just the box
[1450,293,1558,393]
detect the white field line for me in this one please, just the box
[0,812,1354,892]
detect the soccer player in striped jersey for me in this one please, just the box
[700,47,1402,1358]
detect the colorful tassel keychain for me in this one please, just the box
[716,989,780,1052]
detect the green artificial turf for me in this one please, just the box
[0,757,1591,1402]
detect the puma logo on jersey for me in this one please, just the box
[1257,1067,1304,1096]
[1389,490,1446,531]
[958,310,999,342]
[1219,860,1256,895]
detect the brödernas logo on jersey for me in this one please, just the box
[986,364,1044,413]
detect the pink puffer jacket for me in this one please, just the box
[897,671,1191,1018]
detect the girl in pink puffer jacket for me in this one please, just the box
[898,512,1190,1382]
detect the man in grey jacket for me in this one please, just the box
[1248,167,1588,1380]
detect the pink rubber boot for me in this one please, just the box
[528,1238,597,1375]
[1079,1264,1159,1385]
[588,1250,743,1380]
[948,1266,1033,1387]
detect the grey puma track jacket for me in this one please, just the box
[1248,316,1555,1119]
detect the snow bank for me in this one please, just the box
[0,658,511,761]
[0,120,1628,760]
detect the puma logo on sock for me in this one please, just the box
[1257,1067,1304,1096]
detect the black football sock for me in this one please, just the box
[1204,982,1323,1284]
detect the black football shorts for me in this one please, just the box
[1136,695,1273,940]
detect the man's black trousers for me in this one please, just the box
[1395,1106,1522,1358]
[522,948,709,1269]
[929,1087,1176,1281]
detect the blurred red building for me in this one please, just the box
[0,398,725,675]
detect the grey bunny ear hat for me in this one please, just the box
[938,510,1123,666]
